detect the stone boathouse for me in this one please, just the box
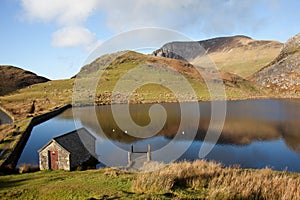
[38,128,98,170]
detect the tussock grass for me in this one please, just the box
[132,160,300,199]
[132,160,222,195]
[208,167,300,200]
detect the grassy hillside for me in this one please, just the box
[0,51,265,128]
[76,51,264,105]
[0,65,49,96]
[0,160,300,199]
[154,35,282,78]
[0,50,261,117]
[0,79,73,120]
[208,39,282,78]
[0,51,267,122]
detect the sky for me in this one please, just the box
[0,0,299,80]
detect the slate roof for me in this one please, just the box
[39,128,96,161]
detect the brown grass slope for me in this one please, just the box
[0,65,49,96]
[251,33,300,97]
[76,51,262,106]
[153,35,282,78]
[0,51,263,122]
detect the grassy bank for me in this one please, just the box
[0,105,71,169]
[0,79,73,166]
[0,160,299,199]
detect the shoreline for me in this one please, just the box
[0,106,13,125]
[73,96,300,107]
[0,104,71,171]
[1,96,299,172]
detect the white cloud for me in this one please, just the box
[51,26,96,49]
[21,0,99,25]
[20,0,279,49]
[97,0,268,35]
[21,0,99,49]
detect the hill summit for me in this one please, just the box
[153,35,282,78]
[0,65,49,96]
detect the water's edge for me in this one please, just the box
[0,104,72,171]
[2,97,300,172]
[0,106,13,125]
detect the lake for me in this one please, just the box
[17,99,300,172]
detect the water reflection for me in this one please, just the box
[19,99,300,171]
[70,100,300,152]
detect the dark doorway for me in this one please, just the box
[49,150,59,170]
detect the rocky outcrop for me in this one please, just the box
[153,35,281,61]
[78,51,135,75]
[252,33,300,96]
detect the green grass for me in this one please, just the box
[0,79,73,121]
[0,169,132,199]
[1,160,300,200]
[220,57,276,78]
[2,79,74,103]
[207,43,281,78]
[0,169,170,200]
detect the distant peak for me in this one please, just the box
[232,35,252,40]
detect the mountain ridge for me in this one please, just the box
[153,35,282,78]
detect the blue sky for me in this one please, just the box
[0,0,299,80]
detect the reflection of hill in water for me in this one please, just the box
[66,100,300,153]
[280,120,300,153]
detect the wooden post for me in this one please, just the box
[128,152,131,166]
[147,144,151,161]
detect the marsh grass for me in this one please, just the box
[132,160,300,199]
[132,160,222,195]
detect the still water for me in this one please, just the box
[18,99,300,172]
[0,109,12,125]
